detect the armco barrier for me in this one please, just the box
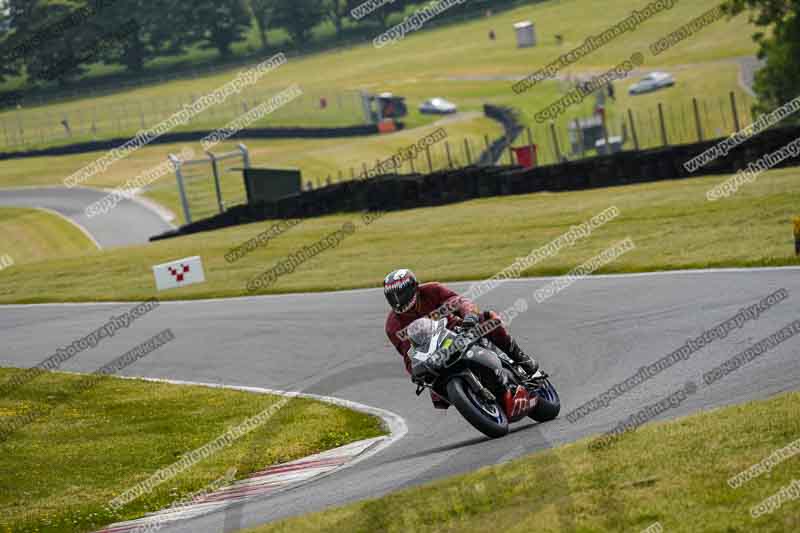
[0,123,398,161]
[150,123,800,241]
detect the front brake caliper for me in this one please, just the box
[462,371,496,402]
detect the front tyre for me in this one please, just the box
[446,377,509,438]
[529,378,561,422]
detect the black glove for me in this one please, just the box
[410,358,427,382]
[461,313,480,331]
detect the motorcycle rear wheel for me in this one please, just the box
[447,377,509,438]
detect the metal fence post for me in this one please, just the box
[692,97,704,142]
[207,151,225,214]
[627,109,640,151]
[425,144,433,172]
[549,122,562,161]
[445,141,453,168]
[601,113,610,151]
[574,119,585,157]
[170,154,192,224]
[730,91,741,132]
[658,102,669,146]
[237,144,251,169]
[464,138,472,165]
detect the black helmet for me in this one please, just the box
[384,269,418,313]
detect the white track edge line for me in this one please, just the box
[96,186,178,228]
[118,374,408,491]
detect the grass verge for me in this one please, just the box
[0,207,98,265]
[0,368,385,533]
[245,390,800,533]
[0,166,798,303]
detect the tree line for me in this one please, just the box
[722,0,800,115]
[0,0,510,86]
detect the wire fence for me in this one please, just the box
[0,87,366,150]
[306,91,758,186]
[170,145,250,225]
[305,132,494,189]
[523,91,755,167]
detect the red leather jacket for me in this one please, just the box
[385,282,478,374]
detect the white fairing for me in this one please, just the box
[408,318,448,364]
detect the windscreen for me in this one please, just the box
[408,318,437,349]
[407,318,448,360]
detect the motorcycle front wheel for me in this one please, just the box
[529,378,561,423]
[446,377,509,438]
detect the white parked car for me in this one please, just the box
[628,72,675,95]
[419,97,457,114]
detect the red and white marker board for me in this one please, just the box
[153,256,205,291]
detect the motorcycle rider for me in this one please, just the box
[384,268,538,409]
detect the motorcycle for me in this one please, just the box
[408,317,560,438]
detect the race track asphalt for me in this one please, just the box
[0,187,174,248]
[2,268,799,531]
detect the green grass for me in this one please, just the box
[0,0,759,151]
[0,207,98,265]
[0,165,798,304]
[0,368,385,533]
[243,390,800,533]
[0,87,371,152]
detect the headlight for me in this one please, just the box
[428,351,445,368]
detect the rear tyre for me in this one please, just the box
[529,378,561,422]
[446,377,509,438]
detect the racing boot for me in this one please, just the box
[506,338,538,378]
